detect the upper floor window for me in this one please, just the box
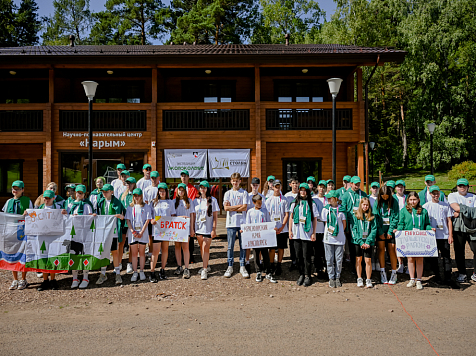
[182,81,236,102]
[275,80,327,102]
[94,82,144,104]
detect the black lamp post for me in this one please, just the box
[427,122,436,175]
[81,81,98,194]
[327,78,343,183]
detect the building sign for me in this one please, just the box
[62,132,145,150]
[395,230,438,257]
[208,149,250,178]
[164,149,208,178]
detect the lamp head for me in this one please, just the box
[327,78,343,98]
[369,142,375,150]
[81,81,98,100]
[427,122,436,134]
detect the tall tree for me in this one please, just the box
[42,0,93,45]
[90,0,169,45]
[15,0,41,46]
[0,0,16,46]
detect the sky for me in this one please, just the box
[17,0,337,43]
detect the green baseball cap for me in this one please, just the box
[101,184,114,191]
[370,182,380,188]
[116,163,127,170]
[75,185,86,193]
[65,184,76,190]
[267,175,275,181]
[429,185,440,193]
[395,180,406,187]
[181,169,189,176]
[386,180,396,188]
[299,183,309,190]
[150,171,159,178]
[307,176,316,183]
[457,178,469,186]
[158,182,168,190]
[425,175,435,182]
[318,180,327,186]
[199,181,210,188]
[143,164,152,170]
[178,183,187,190]
[11,180,24,189]
[125,177,136,184]
[343,175,352,182]
[351,176,361,184]
[43,190,54,198]
[325,190,339,199]
[326,179,335,185]
[121,170,130,176]
[132,188,143,195]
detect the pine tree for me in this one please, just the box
[0,0,17,46]
[70,225,76,238]
[98,242,104,254]
[15,0,41,46]
[90,220,95,232]
[40,241,46,254]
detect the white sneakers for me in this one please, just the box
[126,263,133,274]
[71,279,80,289]
[380,271,388,284]
[224,266,233,278]
[9,280,18,290]
[79,279,89,289]
[17,279,28,290]
[416,280,423,290]
[201,269,208,280]
[365,279,373,288]
[115,274,122,285]
[357,278,364,287]
[388,271,397,285]
[198,266,211,274]
[96,274,107,285]
[240,266,250,278]
[407,279,416,288]
[407,279,423,289]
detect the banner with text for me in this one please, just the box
[153,216,190,242]
[240,222,277,249]
[164,149,208,178]
[25,209,65,236]
[208,149,250,178]
[395,230,438,257]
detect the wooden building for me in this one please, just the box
[0,43,405,206]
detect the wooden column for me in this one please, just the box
[357,143,364,181]
[254,65,262,184]
[44,69,54,188]
[357,68,363,102]
[151,67,157,171]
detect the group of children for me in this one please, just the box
[3,164,475,292]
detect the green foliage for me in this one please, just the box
[448,161,476,181]
[0,0,40,46]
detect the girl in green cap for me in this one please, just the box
[121,177,137,274]
[89,176,105,211]
[262,175,276,200]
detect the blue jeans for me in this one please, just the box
[227,227,245,266]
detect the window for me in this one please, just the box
[0,81,49,104]
[182,81,236,102]
[93,82,144,103]
[0,160,23,195]
[59,110,147,131]
[275,80,328,102]
[282,159,321,193]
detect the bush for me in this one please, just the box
[448,161,476,181]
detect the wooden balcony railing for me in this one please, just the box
[59,110,147,131]
[0,110,43,131]
[266,108,353,130]
[163,109,250,131]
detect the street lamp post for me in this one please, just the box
[369,142,375,181]
[427,122,436,175]
[81,81,98,194]
[327,78,343,184]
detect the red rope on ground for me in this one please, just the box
[388,285,440,356]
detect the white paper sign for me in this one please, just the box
[395,230,438,257]
[153,216,190,242]
[208,149,250,178]
[240,222,277,249]
[25,209,65,236]
[165,149,208,178]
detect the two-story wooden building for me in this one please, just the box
[0,43,405,206]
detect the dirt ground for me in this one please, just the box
[1,237,475,356]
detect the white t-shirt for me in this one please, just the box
[67,202,93,215]
[265,195,289,233]
[114,184,127,200]
[424,188,447,203]
[245,206,271,224]
[448,191,475,208]
[289,201,319,241]
[125,204,152,243]
[137,177,152,192]
[247,192,265,211]
[2,198,33,213]
[312,196,326,233]
[422,201,452,239]
[262,189,274,200]
[224,189,250,228]
[369,195,378,209]
[151,199,176,217]
[394,194,406,210]
[143,186,158,204]
[321,207,346,245]
[89,194,100,210]
[195,197,219,235]
[174,199,196,218]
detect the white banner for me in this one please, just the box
[164,149,208,178]
[25,209,65,236]
[153,216,190,242]
[240,222,277,249]
[208,149,250,178]
[395,230,438,257]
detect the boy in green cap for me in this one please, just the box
[393,180,407,210]
[3,180,33,290]
[111,163,127,192]
[418,175,446,204]
[137,163,152,192]
[262,175,276,200]
[369,182,379,208]
[448,178,476,283]
[338,175,352,199]
[144,171,160,204]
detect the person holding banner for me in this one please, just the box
[46,182,65,206]
[224,172,250,278]
[137,164,153,192]
[284,176,300,271]
[265,179,289,276]
[121,177,137,274]
[262,175,275,200]
[245,177,264,274]
[244,194,277,283]
[2,180,33,290]
[321,190,347,288]
[393,180,407,274]
[95,184,126,285]
[373,185,400,285]
[173,183,196,279]
[150,183,176,282]
[114,170,130,200]
[352,198,377,288]
[289,183,318,287]
[125,188,151,282]
[89,176,105,210]
[68,185,95,289]
[312,180,329,280]
[422,186,459,288]
[396,192,433,290]
[195,181,219,280]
